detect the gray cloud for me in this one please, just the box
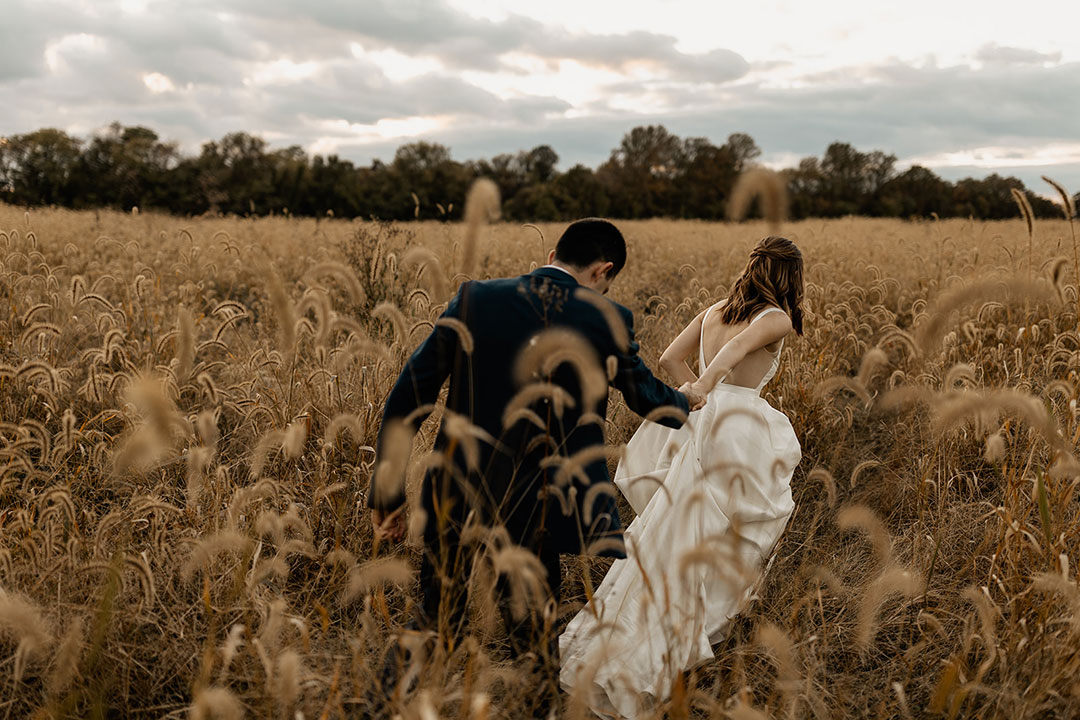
[0,0,77,81]
[332,58,1080,191]
[1,1,1076,195]
[267,65,570,127]
[222,0,750,83]
[528,31,748,82]
[976,43,1062,66]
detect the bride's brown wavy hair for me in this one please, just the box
[719,235,804,335]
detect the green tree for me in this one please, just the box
[0,128,82,206]
[785,157,825,219]
[879,165,952,217]
[601,125,685,217]
[390,141,469,219]
[520,144,558,184]
[722,132,761,174]
[550,164,610,219]
[816,142,897,215]
[306,155,365,217]
[189,132,277,214]
[673,137,738,219]
[952,174,1026,219]
[74,123,178,210]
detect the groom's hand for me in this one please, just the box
[372,506,407,544]
[679,382,706,411]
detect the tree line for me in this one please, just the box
[1,122,1074,221]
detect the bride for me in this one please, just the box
[559,235,805,719]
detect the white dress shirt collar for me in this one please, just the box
[541,264,576,279]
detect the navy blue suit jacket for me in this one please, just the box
[368,267,689,558]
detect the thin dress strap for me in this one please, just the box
[699,302,720,369]
[751,307,786,391]
[749,306,787,326]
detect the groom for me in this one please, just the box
[368,218,702,704]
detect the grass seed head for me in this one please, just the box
[461,178,501,276]
[190,686,245,720]
[727,168,789,230]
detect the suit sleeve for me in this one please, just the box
[610,307,690,429]
[367,284,467,511]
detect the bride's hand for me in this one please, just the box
[679,382,706,411]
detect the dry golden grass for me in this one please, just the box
[1,202,1079,718]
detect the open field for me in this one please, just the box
[1,204,1079,718]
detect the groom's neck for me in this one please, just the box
[545,261,581,282]
[544,259,612,295]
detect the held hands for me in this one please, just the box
[371,506,407,544]
[678,382,707,411]
[689,364,733,402]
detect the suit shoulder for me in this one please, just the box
[471,276,525,294]
[610,299,634,326]
[452,277,511,306]
[567,287,633,320]
[566,292,635,346]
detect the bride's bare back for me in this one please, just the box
[700,301,783,390]
[660,299,792,394]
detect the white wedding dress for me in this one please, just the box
[559,305,801,719]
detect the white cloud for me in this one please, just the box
[43,33,106,74]
[905,143,1080,170]
[762,152,805,171]
[462,58,626,107]
[118,0,151,14]
[247,58,322,86]
[354,44,444,82]
[141,71,175,94]
[308,115,452,153]
[445,0,1078,73]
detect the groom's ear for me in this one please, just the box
[595,261,615,281]
[547,249,556,264]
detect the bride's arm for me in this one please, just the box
[693,312,792,393]
[658,309,706,387]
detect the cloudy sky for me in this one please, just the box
[4,0,1080,194]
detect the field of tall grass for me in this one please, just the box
[1,199,1079,718]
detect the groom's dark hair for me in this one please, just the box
[554,218,627,279]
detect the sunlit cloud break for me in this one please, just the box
[247,59,322,87]
[907,143,1080,170]
[142,72,175,94]
[308,115,453,155]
